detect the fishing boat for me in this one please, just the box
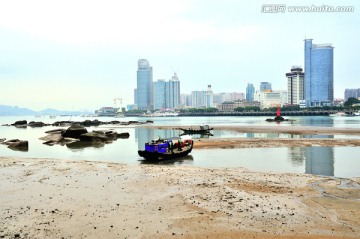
[180,125,213,134]
[138,136,193,161]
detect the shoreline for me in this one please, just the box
[1,157,360,238]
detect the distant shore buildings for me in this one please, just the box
[260,82,272,92]
[246,83,255,101]
[344,88,360,102]
[132,40,342,112]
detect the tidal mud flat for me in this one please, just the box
[1,157,359,239]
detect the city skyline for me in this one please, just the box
[1,0,359,111]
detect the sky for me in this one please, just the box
[0,0,359,111]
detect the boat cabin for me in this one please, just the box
[144,137,193,153]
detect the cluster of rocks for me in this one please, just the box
[41,124,130,148]
[0,138,29,151]
[2,119,153,128]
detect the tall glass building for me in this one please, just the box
[246,83,255,101]
[136,59,153,110]
[304,39,334,107]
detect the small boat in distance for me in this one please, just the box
[180,125,213,135]
[138,136,193,161]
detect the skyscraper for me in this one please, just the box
[246,83,255,101]
[153,79,166,110]
[165,73,180,109]
[286,66,305,105]
[136,59,153,110]
[260,82,272,92]
[304,39,334,107]
[153,73,181,110]
[205,85,214,108]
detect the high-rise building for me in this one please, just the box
[191,85,214,108]
[246,83,255,101]
[165,73,180,109]
[344,88,360,102]
[304,39,334,107]
[136,59,153,110]
[191,91,207,108]
[153,79,166,110]
[260,82,272,92]
[153,73,181,110]
[206,85,214,108]
[286,66,305,105]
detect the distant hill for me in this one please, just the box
[0,105,92,116]
[0,105,36,116]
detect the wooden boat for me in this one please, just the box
[180,125,213,134]
[138,137,194,161]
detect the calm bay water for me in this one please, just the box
[1,115,360,178]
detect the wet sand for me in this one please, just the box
[145,125,360,135]
[1,157,359,239]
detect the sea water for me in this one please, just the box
[0,115,360,178]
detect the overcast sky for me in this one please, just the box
[1,0,359,111]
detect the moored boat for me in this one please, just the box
[138,136,193,161]
[180,125,213,134]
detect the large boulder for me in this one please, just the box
[28,121,46,127]
[52,121,72,127]
[117,132,130,139]
[79,132,108,142]
[61,124,88,138]
[12,120,27,126]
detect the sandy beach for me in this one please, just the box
[1,125,360,238]
[1,157,359,239]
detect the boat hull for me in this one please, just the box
[138,145,193,161]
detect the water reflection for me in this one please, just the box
[287,135,335,176]
[66,141,105,151]
[305,147,334,176]
[139,155,194,165]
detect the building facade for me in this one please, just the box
[260,82,272,92]
[153,73,181,110]
[191,91,207,108]
[254,90,288,109]
[217,100,261,112]
[286,66,305,105]
[246,83,255,101]
[304,39,334,107]
[191,85,214,108]
[165,73,180,109]
[344,88,360,102]
[153,79,166,110]
[136,59,153,110]
[205,85,214,108]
